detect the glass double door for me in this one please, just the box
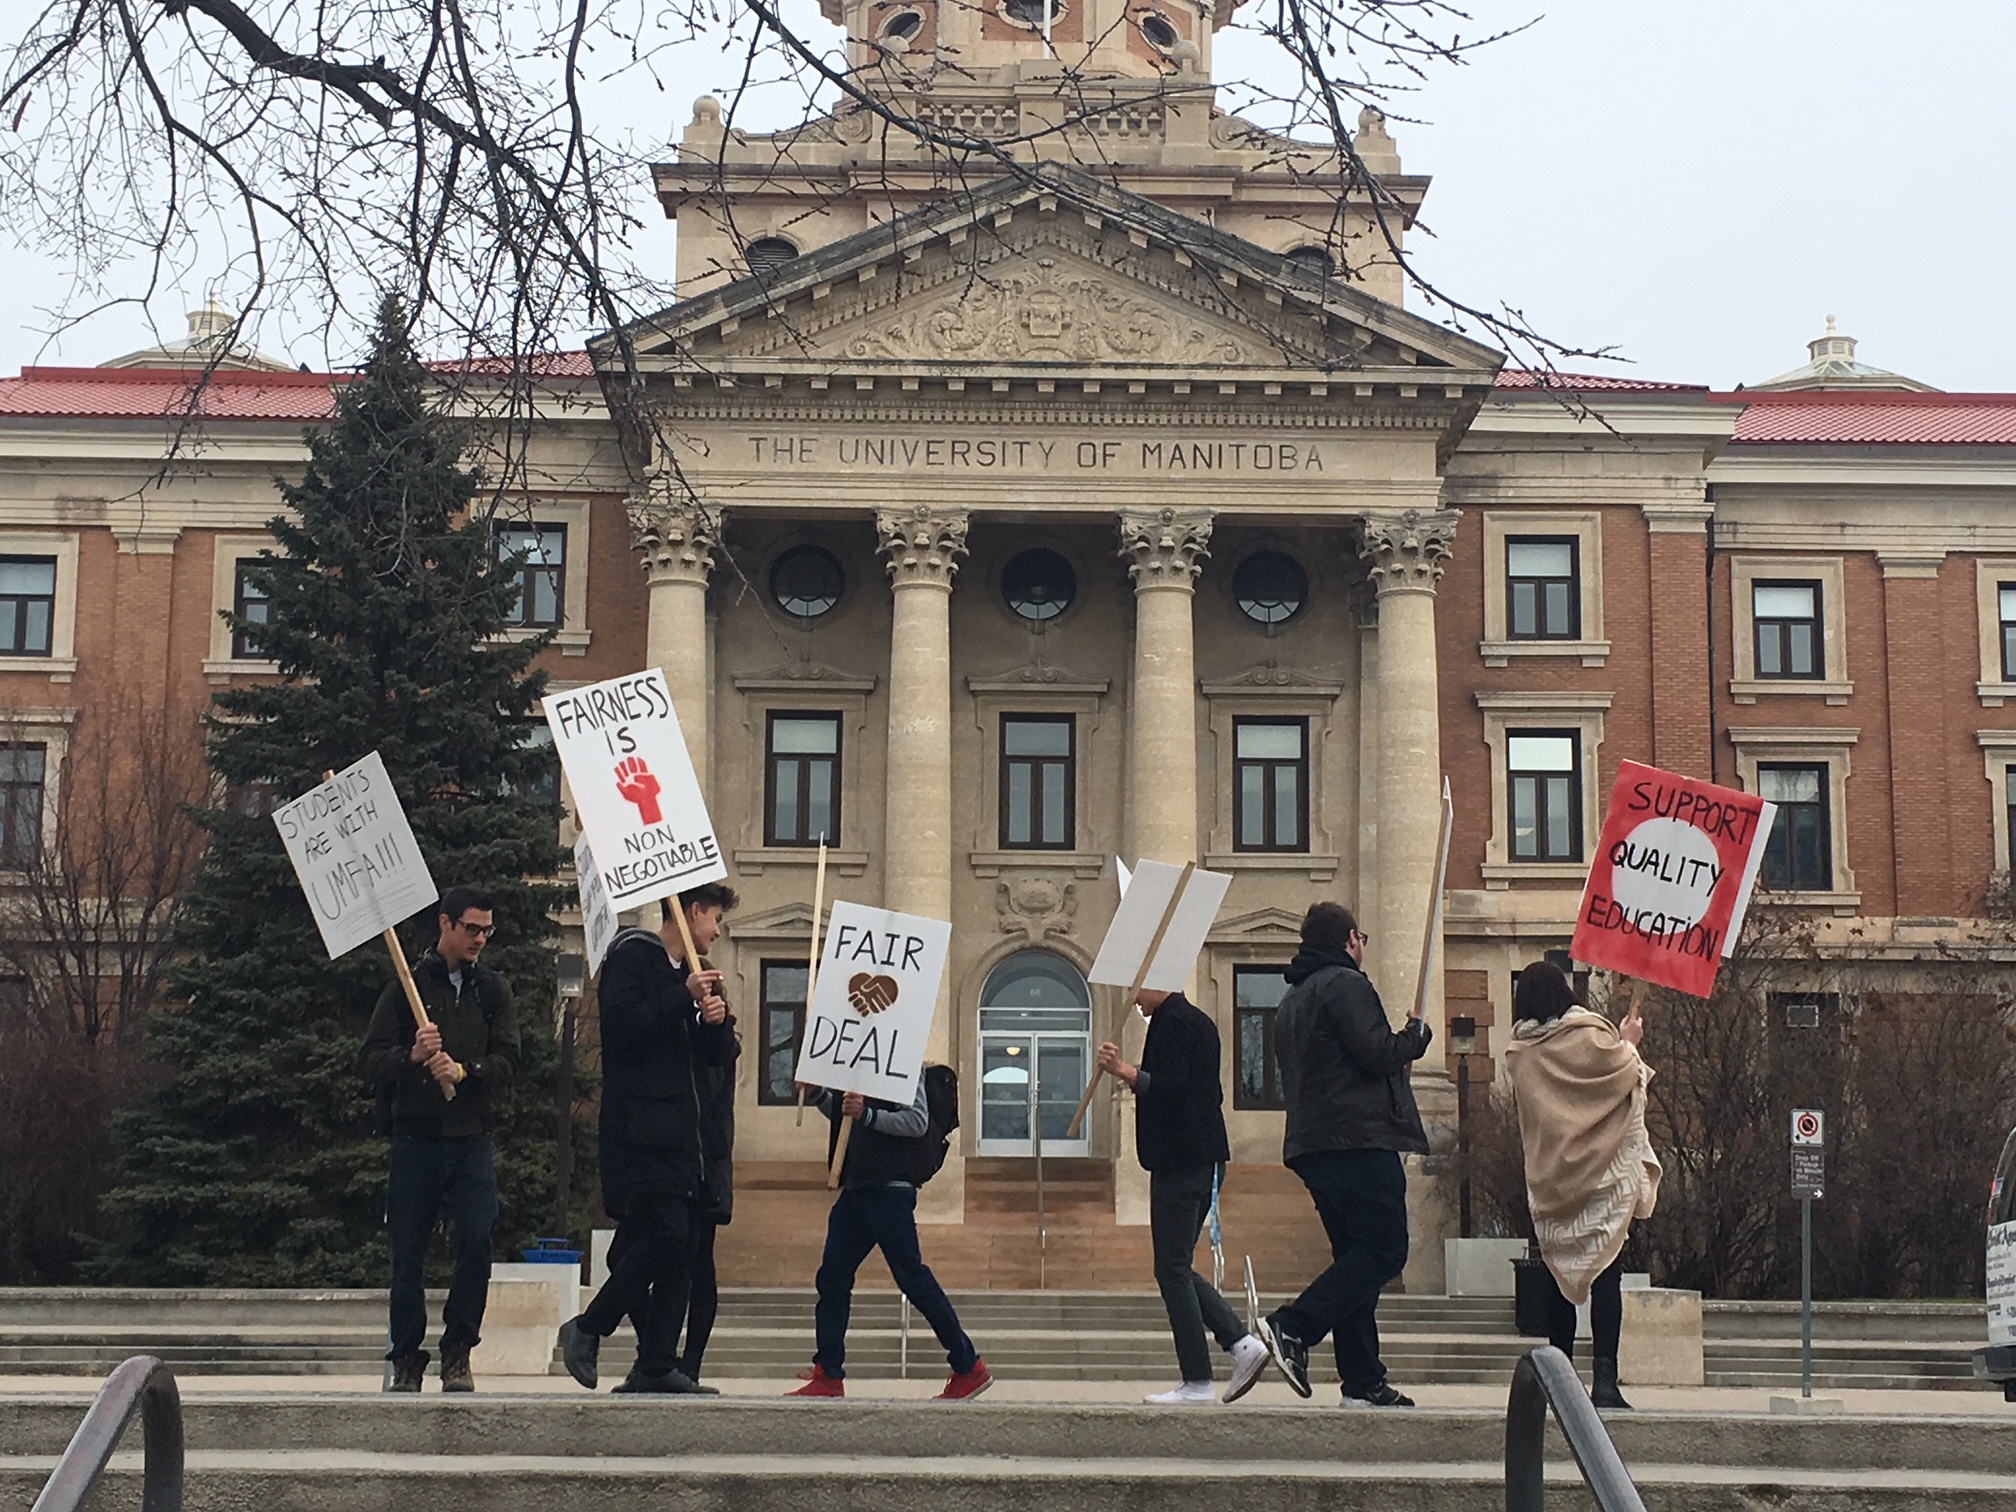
[977,1031,1090,1156]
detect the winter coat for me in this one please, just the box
[1131,993,1232,1173]
[1274,947,1432,1161]
[358,952,519,1138]
[698,1034,740,1223]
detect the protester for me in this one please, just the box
[358,886,520,1394]
[1502,960,1661,1411]
[558,884,738,1395]
[1261,902,1431,1408]
[788,1070,991,1401]
[1097,988,1268,1405]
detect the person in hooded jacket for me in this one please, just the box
[1260,901,1432,1408]
[558,883,738,1394]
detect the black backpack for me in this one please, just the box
[909,1063,961,1186]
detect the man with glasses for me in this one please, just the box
[1260,902,1431,1408]
[359,886,520,1393]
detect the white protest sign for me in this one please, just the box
[794,900,950,1103]
[272,751,438,959]
[543,669,726,912]
[1088,859,1233,993]
[574,832,620,976]
[1989,1221,2016,1347]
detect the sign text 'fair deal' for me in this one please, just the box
[544,669,726,912]
[1569,759,1776,999]
[794,900,951,1104]
[272,751,439,960]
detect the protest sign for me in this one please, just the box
[574,832,619,976]
[1570,760,1776,998]
[543,670,726,915]
[794,899,950,1105]
[273,751,438,960]
[1087,860,1233,993]
[1989,1222,2016,1347]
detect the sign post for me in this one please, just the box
[1791,1107,1826,1400]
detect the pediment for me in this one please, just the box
[600,165,1503,381]
[1206,906,1307,944]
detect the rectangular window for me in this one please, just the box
[1506,538,1579,640]
[232,560,271,660]
[1507,731,1580,861]
[2001,585,2016,681]
[765,712,841,846]
[1000,715,1074,849]
[1759,764,1830,890]
[1753,580,1824,680]
[0,557,57,657]
[1233,966,1290,1110]
[497,523,566,629]
[758,961,808,1104]
[0,744,45,868]
[1233,718,1308,852]
[1769,991,1840,1030]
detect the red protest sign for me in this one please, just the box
[1570,760,1777,998]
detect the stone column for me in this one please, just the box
[1112,506,1213,1226]
[1361,508,1458,1296]
[629,483,720,789]
[877,505,969,1222]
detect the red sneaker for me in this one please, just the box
[786,1366,844,1398]
[933,1360,992,1401]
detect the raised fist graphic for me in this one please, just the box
[613,757,664,824]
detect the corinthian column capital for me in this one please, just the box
[1360,508,1459,596]
[628,476,720,587]
[877,505,969,588]
[1117,506,1214,590]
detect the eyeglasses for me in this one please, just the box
[1352,929,1371,944]
[456,920,498,939]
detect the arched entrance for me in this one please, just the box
[976,949,1092,1156]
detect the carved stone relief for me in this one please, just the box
[995,875,1078,939]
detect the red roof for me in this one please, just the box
[1717,390,2016,446]
[0,365,339,422]
[433,351,596,379]
[1494,369,1709,394]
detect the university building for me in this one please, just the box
[2,0,2013,1290]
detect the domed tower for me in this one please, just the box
[826,0,1222,89]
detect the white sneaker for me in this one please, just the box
[1222,1334,1268,1404]
[1144,1382,1217,1405]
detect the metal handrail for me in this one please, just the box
[1504,1346,1645,1512]
[32,1355,183,1512]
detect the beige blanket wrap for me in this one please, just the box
[1503,1008,1662,1306]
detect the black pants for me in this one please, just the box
[813,1185,976,1380]
[678,1217,721,1377]
[1270,1148,1409,1394]
[1150,1164,1245,1383]
[1543,1252,1625,1362]
[385,1133,498,1359]
[580,1190,701,1377]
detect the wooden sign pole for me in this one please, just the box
[796,840,829,1128]
[1412,778,1454,1025]
[1066,860,1194,1138]
[325,769,453,1102]
[827,1112,855,1189]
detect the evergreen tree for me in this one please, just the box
[91,298,576,1284]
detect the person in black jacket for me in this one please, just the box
[558,883,738,1394]
[358,886,520,1394]
[1098,988,1269,1405]
[1262,901,1432,1408]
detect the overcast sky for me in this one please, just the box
[2,0,2010,391]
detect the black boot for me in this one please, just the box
[385,1351,428,1393]
[1592,1358,1632,1411]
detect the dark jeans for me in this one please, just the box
[1270,1148,1409,1394]
[1544,1252,1625,1362]
[1150,1164,1245,1383]
[678,1216,721,1377]
[385,1133,498,1359]
[813,1185,976,1380]
[581,1190,701,1377]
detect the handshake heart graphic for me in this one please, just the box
[847,973,900,1016]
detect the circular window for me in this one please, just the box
[1001,548,1076,622]
[1284,245,1335,279]
[1000,0,1061,28]
[1233,551,1308,626]
[1139,12,1178,48]
[745,236,799,280]
[770,545,845,620]
[880,8,923,40]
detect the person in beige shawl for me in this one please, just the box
[1503,961,1661,1411]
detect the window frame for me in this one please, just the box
[1504,535,1580,642]
[1478,512,1607,668]
[1729,556,1850,704]
[0,533,79,682]
[1232,964,1291,1111]
[1980,562,2016,706]
[763,710,843,848]
[757,959,809,1105]
[495,521,567,631]
[1727,725,1859,908]
[0,557,58,659]
[1475,692,1610,886]
[1751,578,1825,682]
[230,559,272,661]
[998,713,1076,851]
[0,741,47,870]
[1505,728,1583,863]
[1756,762,1832,892]
[1231,716,1310,854]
